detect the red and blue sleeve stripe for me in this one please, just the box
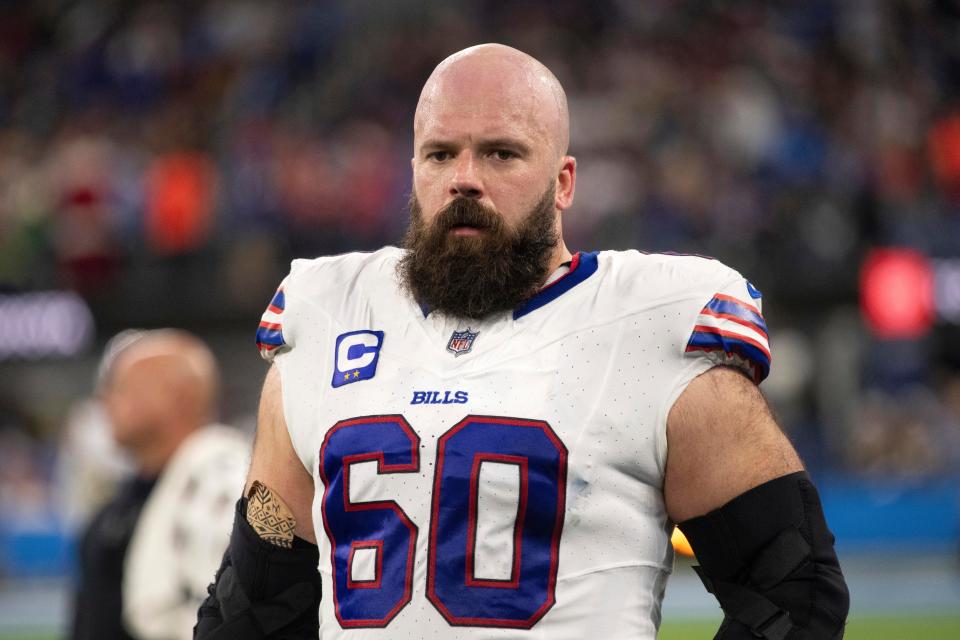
[703,294,767,336]
[267,289,285,314]
[685,293,771,383]
[256,287,287,354]
[256,322,285,348]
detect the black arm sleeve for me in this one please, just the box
[677,471,849,640]
[194,498,321,640]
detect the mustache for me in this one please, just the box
[434,198,504,233]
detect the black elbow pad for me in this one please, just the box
[195,498,321,640]
[677,471,849,640]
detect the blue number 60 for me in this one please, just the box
[319,414,567,629]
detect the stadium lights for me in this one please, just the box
[0,291,94,361]
[860,248,960,338]
[932,257,960,324]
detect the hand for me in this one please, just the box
[194,564,318,640]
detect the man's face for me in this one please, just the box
[101,356,166,450]
[411,60,562,240]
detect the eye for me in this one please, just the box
[492,149,516,161]
[426,150,451,162]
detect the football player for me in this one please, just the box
[196,44,848,639]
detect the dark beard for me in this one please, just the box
[398,187,559,320]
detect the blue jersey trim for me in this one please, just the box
[256,326,285,346]
[270,289,286,311]
[512,251,600,320]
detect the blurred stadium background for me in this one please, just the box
[0,1,959,638]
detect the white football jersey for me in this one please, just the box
[256,248,771,639]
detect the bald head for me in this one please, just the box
[410,44,577,279]
[415,44,569,157]
[102,329,220,472]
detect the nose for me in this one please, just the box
[449,151,483,199]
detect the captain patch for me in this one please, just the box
[332,330,384,388]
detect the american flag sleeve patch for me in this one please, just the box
[256,287,287,360]
[685,293,771,383]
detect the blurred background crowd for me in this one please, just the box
[1,0,959,590]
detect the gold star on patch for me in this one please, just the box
[352,370,360,378]
[343,373,350,381]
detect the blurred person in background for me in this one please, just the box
[56,330,142,534]
[70,329,248,640]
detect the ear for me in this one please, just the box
[555,155,576,211]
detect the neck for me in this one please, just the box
[547,240,573,277]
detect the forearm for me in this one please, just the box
[678,472,849,639]
[244,365,316,543]
[194,486,320,640]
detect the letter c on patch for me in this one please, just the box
[332,330,384,388]
[338,333,378,370]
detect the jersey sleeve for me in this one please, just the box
[251,259,334,474]
[683,279,771,383]
[256,280,291,361]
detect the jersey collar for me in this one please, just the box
[513,250,599,319]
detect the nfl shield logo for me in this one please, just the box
[446,329,479,356]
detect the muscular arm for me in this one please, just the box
[664,366,848,639]
[664,366,802,522]
[245,365,316,544]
